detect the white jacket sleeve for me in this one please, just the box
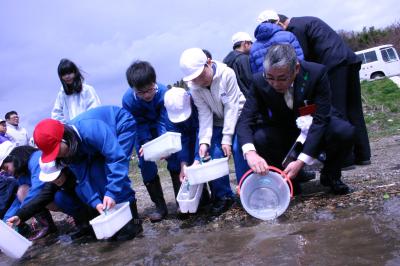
[84,85,101,110]
[221,68,242,145]
[51,90,66,123]
[191,89,214,146]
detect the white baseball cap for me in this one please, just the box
[0,141,15,166]
[232,32,252,45]
[39,158,64,182]
[180,48,207,82]
[164,87,192,123]
[256,9,279,24]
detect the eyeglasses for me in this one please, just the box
[135,84,158,96]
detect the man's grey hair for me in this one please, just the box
[263,44,297,73]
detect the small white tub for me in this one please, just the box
[177,181,203,213]
[89,202,132,240]
[0,220,32,259]
[186,157,229,185]
[143,132,182,161]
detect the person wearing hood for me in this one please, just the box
[223,32,253,98]
[250,9,304,74]
[179,48,249,215]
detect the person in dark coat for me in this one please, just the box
[223,32,253,98]
[237,44,354,195]
[277,14,371,166]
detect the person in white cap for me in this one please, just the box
[249,9,304,74]
[164,87,211,212]
[223,32,253,98]
[179,48,249,215]
[7,161,98,240]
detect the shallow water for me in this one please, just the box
[1,197,400,266]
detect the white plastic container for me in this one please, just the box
[143,132,182,161]
[177,181,204,213]
[240,172,290,220]
[0,220,32,259]
[89,202,132,239]
[186,157,229,185]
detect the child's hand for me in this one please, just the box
[7,216,21,227]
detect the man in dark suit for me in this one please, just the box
[237,44,354,195]
[277,15,371,167]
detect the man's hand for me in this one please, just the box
[6,216,21,227]
[139,147,144,157]
[179,163,188,182]
[199,144,209,158]
[221,144,232,157]
[96,203,104,214]
[284,160,304,180]
[245,150,269,175]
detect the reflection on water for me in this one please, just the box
[1,198,400,265]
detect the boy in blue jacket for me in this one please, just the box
[33,106,142,241]
[122,61,180,222]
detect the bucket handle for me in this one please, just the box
[237,166,294,198]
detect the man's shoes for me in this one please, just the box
[291,181,302,196]
[341,164,356,171]
[320,174,351,195]
[69,224,95,240]
[295,170,316,183]
[210,196,234,216]
[355,159,371,166]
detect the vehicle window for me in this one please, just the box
[364,51,378,63]
[381,48,398,62]
[357,54,366,64]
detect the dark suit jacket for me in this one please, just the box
[237,60,333,158]
[287,16,360,70]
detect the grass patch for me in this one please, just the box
[361,78,400,138]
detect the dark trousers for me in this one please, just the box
[328,63,371,162]
[253,116,355,179]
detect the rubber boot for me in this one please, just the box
[29,209,57,241]
[112,201,143,241]
[145,175,168,223]
[69,207,97,240]
[170,171,182,212]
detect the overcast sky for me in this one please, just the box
[1,0,399,134]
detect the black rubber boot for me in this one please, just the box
[145,175,168,223]
[112,201,143,241]
[69,207,98,240]
[29,209,57,241]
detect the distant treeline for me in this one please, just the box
[339,21,400,52]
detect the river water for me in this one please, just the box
[1,197,399,265]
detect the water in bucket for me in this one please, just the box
[240,172,290,220]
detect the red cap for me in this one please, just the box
[33,119,65,163]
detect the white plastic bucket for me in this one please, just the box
[0,220,32,259]
[143,132,182,161]
[89,202,132,239]
[238,168,293,220]
[177,181,204,213]
[186,157,229,185]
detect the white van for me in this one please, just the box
[355,44,400,80]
